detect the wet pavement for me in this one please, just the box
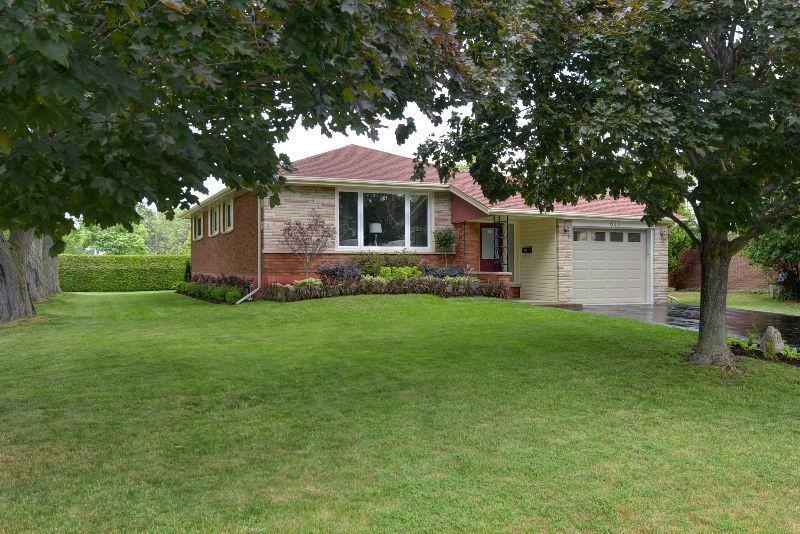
[580,304,800,347]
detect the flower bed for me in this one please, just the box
[261,275,507,302]
[728,338,800,366]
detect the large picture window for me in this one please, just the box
[337,191,430,249]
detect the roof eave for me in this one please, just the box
[181,187,239,218]
[285,175,450,191]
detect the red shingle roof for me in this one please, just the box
[285,144,646,218]
[285,144,441,182]
[449,173,646,218]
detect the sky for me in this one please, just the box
[199,104,456,200]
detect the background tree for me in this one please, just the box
[66,223,149,255]
[0,0,465,322]
[281,211,335,278]
[416,0,800,365]
[668,205,698,276]
[65,205,189,255]
[138,205,191,255]
[744,229,800,299]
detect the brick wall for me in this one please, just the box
[672,250,776,290]
[556,219,573,302]
[191,193,259,281]
[653,223,669,303]
[452,221,481,271]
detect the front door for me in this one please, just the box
[480,223,499,271]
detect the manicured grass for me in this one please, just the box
[2,292,800,532]
[673,289,800,316]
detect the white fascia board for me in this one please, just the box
[181,187,241,218]
[285,176,450,192]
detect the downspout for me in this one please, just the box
[236,195,262,304]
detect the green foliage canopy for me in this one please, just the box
[0,0,465,245]
[417,0,800,242]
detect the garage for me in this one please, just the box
[572,228,649,304]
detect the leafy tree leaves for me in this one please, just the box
[0,0,466,246]
[417,0,800,241]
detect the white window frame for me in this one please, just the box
[334,188,434,252]
[209,204,220,237]
[192,213,203,241]
[222,199,234,233]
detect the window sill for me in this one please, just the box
[335,246,435,254]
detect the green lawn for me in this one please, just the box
[2,292,800,532]
[672,290,800,316]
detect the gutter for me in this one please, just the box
[236,195,262,304]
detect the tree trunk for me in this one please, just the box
[689,233,734,365]
[10,229,49,301]
[41,236,61,295]
[0,233,35,323]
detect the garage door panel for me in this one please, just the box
[573,230,647,304]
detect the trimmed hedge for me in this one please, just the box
[59,254,190,292]
[176,281,245,304]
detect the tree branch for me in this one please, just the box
[729,227,758,255]
[660,207,701,248]
[730,194,800,254]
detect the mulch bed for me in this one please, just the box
[730,344,800,367]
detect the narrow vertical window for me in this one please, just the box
[193,215,203,240]
[409,194,428,247]
[338,192,359,246]
[223,200,234,232]
[209,206,220,236]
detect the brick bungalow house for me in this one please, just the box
[184,144,670,304]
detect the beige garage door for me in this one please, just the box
[573,229,647,304]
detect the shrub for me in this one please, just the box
[280,210,335,278]
[781,346,800,361]
[383,250,419,268]
[353,250,419,276]
[59,254,190,292]
[352,251,385,276]
[378,265,422,280]
[422,264,465,278]
[176,281,244,304]
[316,261,362,283]
[190,273,252,292]
[260,275,507,302]
[292,278,323,288]
[433,227,457,266]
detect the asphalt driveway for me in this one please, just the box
[580,304,800,347]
